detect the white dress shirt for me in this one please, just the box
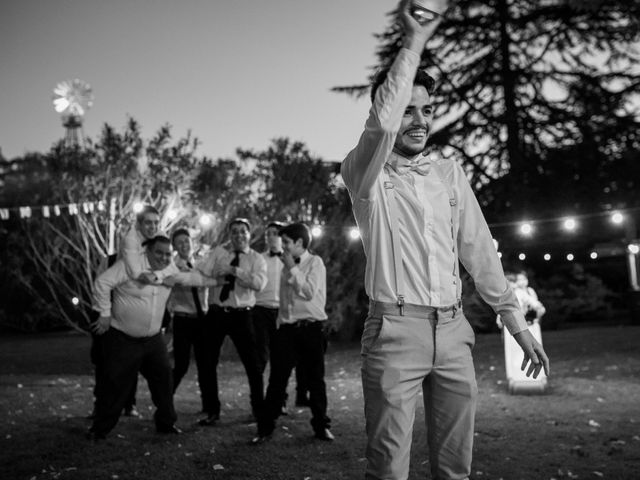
[94,257,216,337]
[167,255,209,316]
[341,47,528,336]
[255,251,283,309]
[199,243,268,308]
[278,250,328,325]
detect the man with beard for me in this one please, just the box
[340,1,550,478]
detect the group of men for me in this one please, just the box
[88,1,552,478]
[87,209,333,443]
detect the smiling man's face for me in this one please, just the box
[393,84,434,158]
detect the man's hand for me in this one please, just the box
[91,315,111,335]
[137,272,158,285]
[217,264,236,277]
[513,329,550,378]
[398,0,449,53]
[281,251,296,270]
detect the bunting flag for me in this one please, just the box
[0,200,105,221]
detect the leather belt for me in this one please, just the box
[283,319,320,328]
[369,299,462,317]
[173,312,200,319]
[211,305,252,313]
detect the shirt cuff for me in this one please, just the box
[500,310,529,335]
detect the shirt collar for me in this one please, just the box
[297,250,310,263]
[224,243,250,255]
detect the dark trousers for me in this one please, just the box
[172,313,208,407]
[91,332,137,412]
[204,306,264,418]
[258,321,330,436]
[252,306,278,374]
[91,328,177,436]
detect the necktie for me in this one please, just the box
[186,261,205,319]
[269,251,282,257]
[219,251,241,302]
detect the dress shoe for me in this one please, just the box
[248,434,271,446]
[314,428,335,441]
[198,413,219,426]
[85,429,106,441]
[123,406,141,418]
[156,425,182,435]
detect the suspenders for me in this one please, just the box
[383,177,406,315]
[382,161,461,314]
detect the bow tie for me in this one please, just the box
[269,251,282,257]
[399,160,431,176]
[294,257,301,264]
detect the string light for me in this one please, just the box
[518,253,526,261]
[348,227,360,240]
[71,297,79,306]
[611,212,624,225]
[544,253,551,261]
[567,253,575,261]
[563,218,577,231]
[590,252,598,260]
[165,209,179,221]
[132,202,144,214]
[198,214,212,229]
[519,223,533,236]
[629,244,640,255]
[311,226,323,238]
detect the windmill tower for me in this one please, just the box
[52,79,94,148]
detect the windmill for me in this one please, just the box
[52,78,94,148]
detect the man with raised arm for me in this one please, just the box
[341,1,550,478]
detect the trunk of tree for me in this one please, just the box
[497,0,524,183]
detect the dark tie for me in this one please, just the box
[269,251,282,257]
[219,251,241,302]
[186,261,205,319]
[294,257,301,264]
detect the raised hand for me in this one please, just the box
[398,0,449,53]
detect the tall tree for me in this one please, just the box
[2,119,203,331]
[333,0,640,196]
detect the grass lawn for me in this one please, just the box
[1,325,639,480]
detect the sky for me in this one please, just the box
[0,0,396,163]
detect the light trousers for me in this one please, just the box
[361,302,477,480]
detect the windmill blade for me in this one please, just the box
[52,78,94,117]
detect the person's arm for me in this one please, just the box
[341,0,445,200]
[163,269,220,288]
[454,163,549,377]
[120,226,159,284]
[91,261,128,335]
[235,253,268,292]
[286,256,325,301]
